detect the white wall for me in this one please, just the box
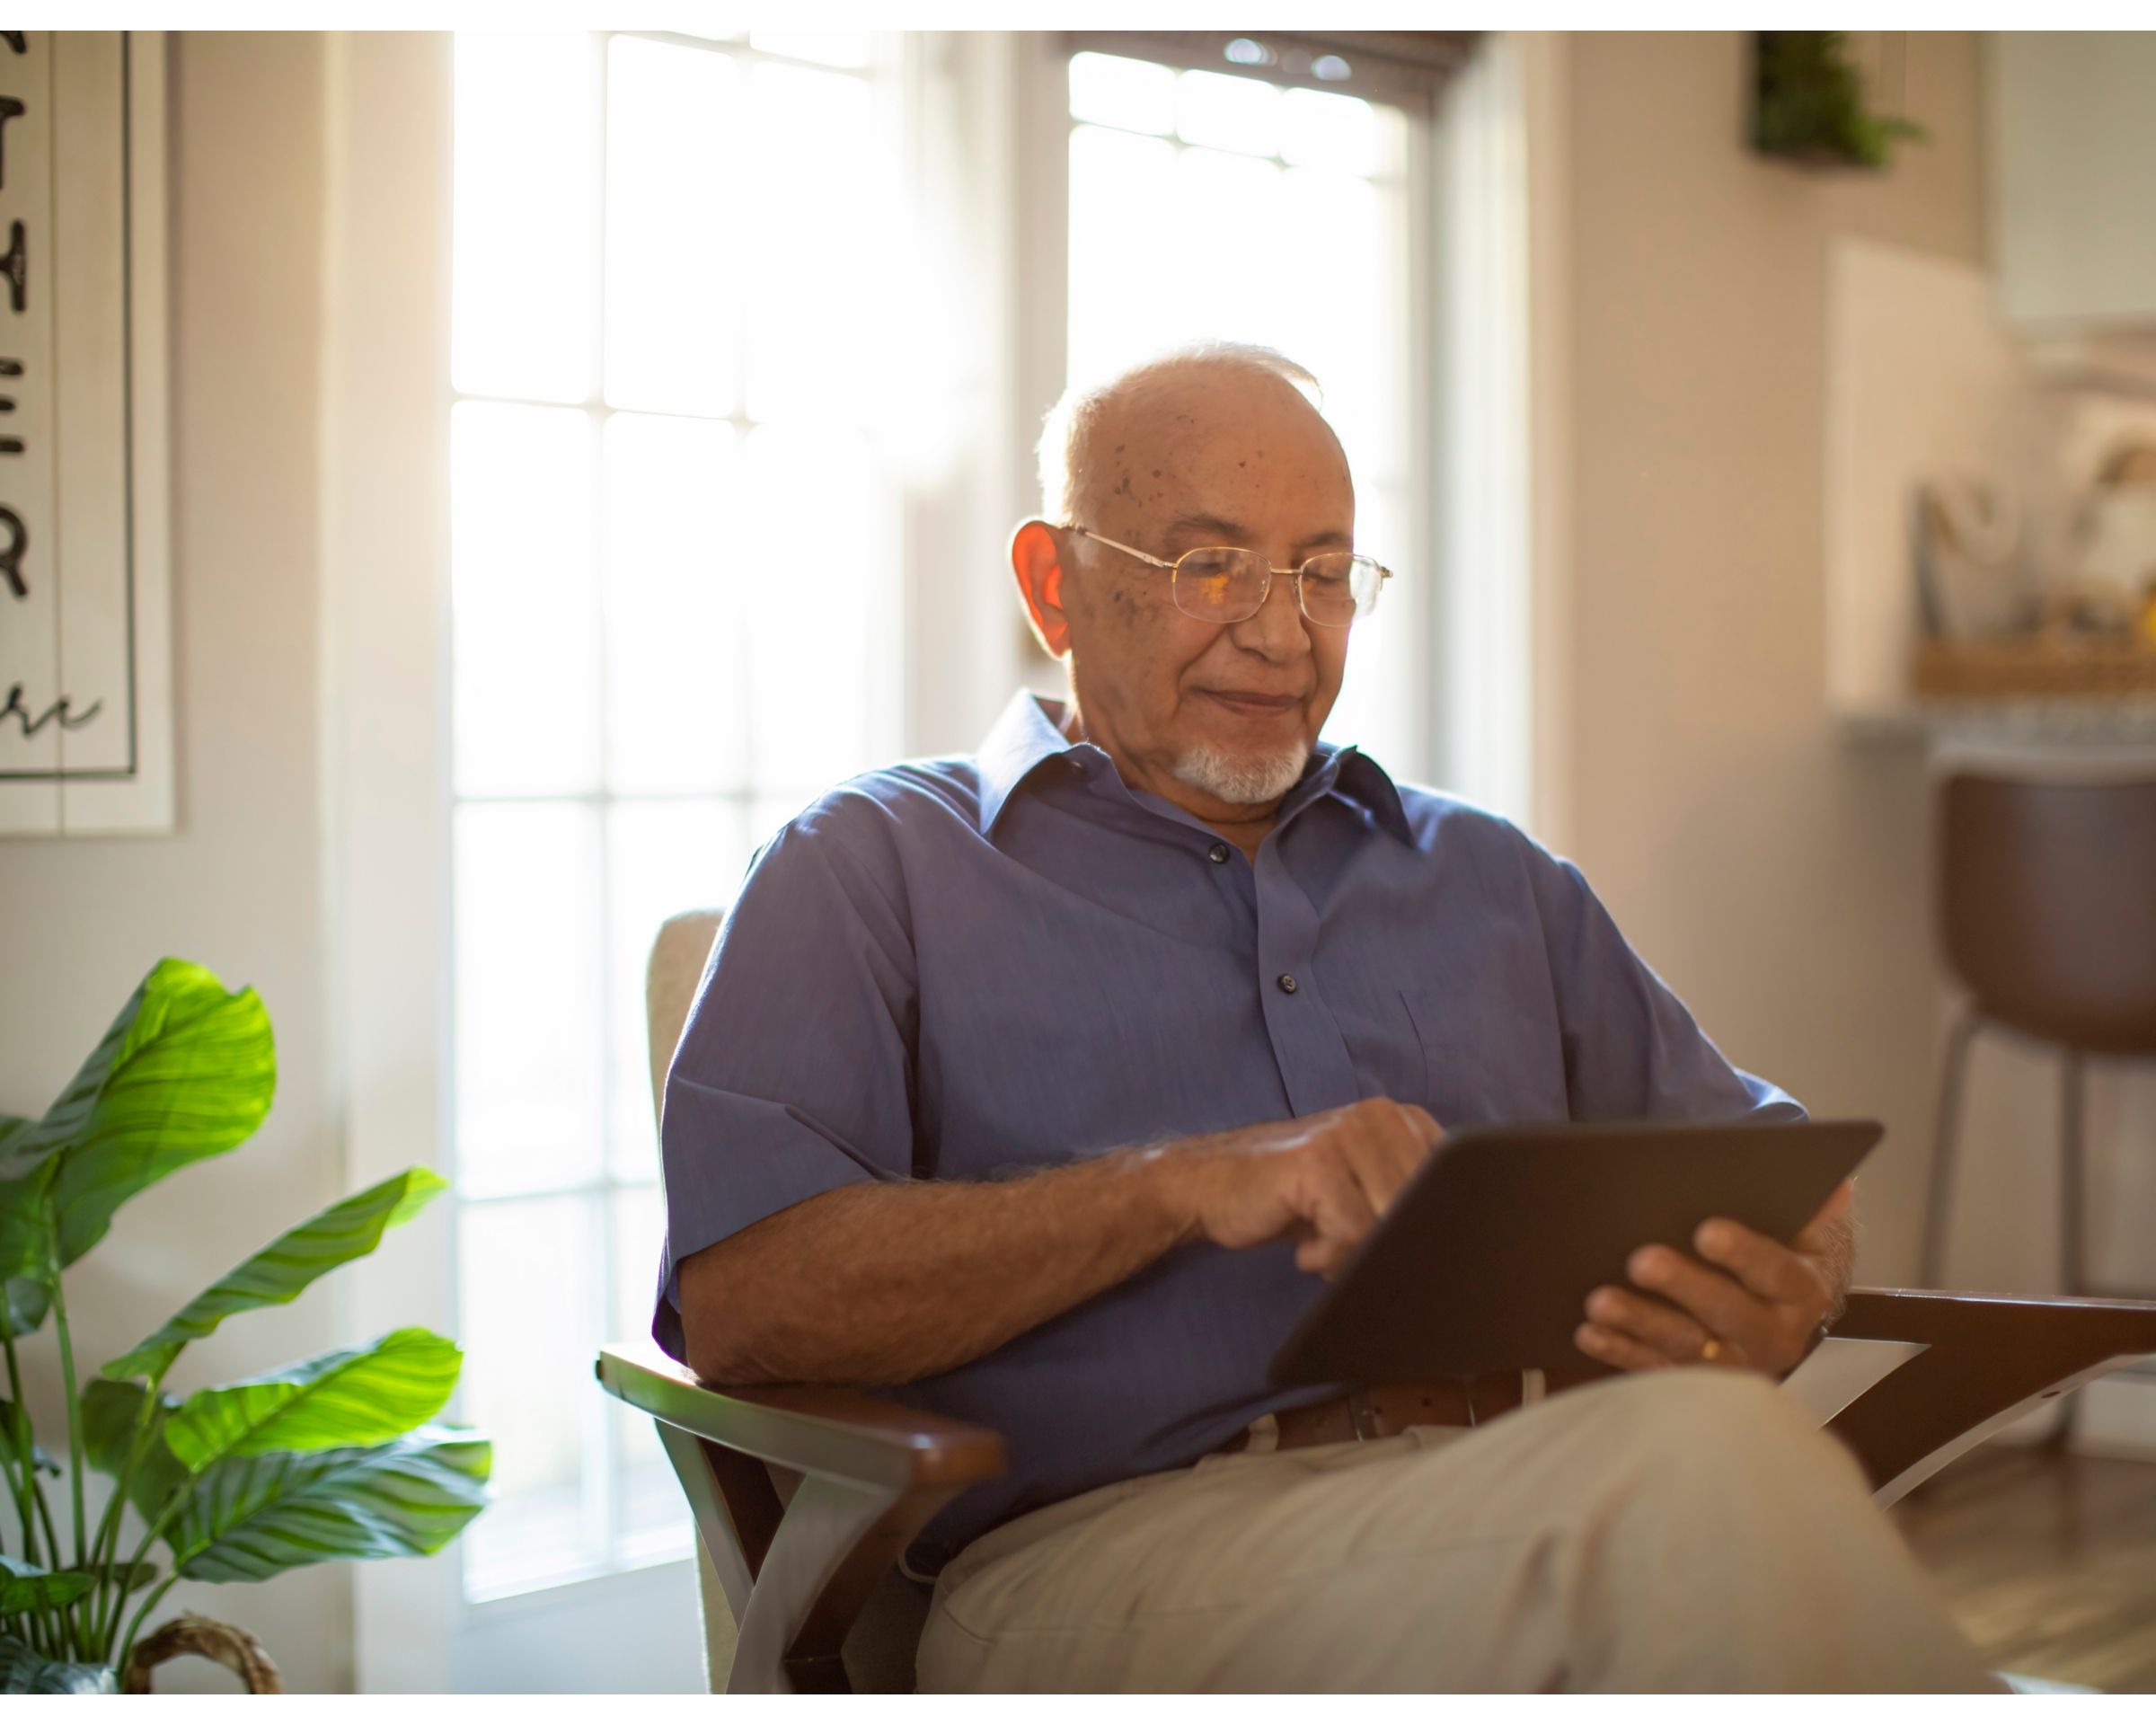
[1554,32,1986,1282]
[0,32,352,1691]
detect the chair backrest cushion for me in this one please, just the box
[1940,773,2156,1054]
[641,906,928,1689]
[647,908,725,1125]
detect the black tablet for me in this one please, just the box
[1268,1118,1880,1385]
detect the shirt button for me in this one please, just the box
[1208,842,1231,864]
[1277,973,1298,995]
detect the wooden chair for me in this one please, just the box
[605,909,2156,1694]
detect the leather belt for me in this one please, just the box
[1222,1369,1607,1454]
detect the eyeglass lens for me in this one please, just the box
[1171,548,1379,626]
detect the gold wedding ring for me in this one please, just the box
[1700,1338,1724,1364]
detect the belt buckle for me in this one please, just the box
[1347,1384,1384,1441]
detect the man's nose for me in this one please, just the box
[1228,569,1312,659]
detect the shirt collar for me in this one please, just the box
[974,688,1413,847]
[976,691,1095,836]
[1305,743,1415,847]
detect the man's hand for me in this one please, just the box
[1154,1097,1444,1277]
[1574,1178,1856,1378]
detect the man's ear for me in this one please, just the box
[1009,519,1073,660]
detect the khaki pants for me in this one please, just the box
[916,1368,1990,1692]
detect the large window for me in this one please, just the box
[1062,49,1427,774]
[447,29,898,1599]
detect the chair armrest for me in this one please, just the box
[597,1343,1005,1491]
[596,1344,1005,1694]
[1819,1287,2156,1506]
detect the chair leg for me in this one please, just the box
[1920,1009,1982,1289]
[2044,1049,2090,1452]
[2060,1048,2087,1298]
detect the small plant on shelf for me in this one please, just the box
[1752,31,1927,171]
[1,959,488,1694]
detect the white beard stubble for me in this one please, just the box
[1171,742,1311,807]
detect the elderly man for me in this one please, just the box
[655,343,1988,1692]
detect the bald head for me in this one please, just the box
[1038,342,1344,530]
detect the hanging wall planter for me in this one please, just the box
[1751,31,1927,171]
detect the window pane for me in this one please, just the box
[749,792,812,851]
[1278,87,1381,176]
[1175,68,1278,157]
[1276,168,1397,442]
[742,62,878,424]
[453,33,599,402]
[451,402,603,798]
[1068,52,1174,136]
[1276,169,1391,460]
[748,30,871,69]
[1167,148,1283,343]
[603,414,744,795]
[605,39,740,416]
[1320,482,1413,756]
[1067,126,1176,387]
[455,801,605,1198]
[611,1184,691,1557]
[607,798,750,1182]
[459,1193,600,1594]
[741,424,877,792]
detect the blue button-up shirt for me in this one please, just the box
[655,692,1800,1568]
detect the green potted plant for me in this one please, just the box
[1,959,489,1693]
[1751,31,1927,171]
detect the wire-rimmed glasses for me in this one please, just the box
[1063,525,1391,627]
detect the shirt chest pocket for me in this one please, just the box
[1399,986,1570,1129]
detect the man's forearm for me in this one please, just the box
[676,1148,1190,1386]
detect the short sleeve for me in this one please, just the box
[1527,846,1805,1125]
[652,799,919,1361]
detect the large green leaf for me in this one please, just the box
[0,1635,116,1694]
[0,1397,60,1476]
[0,1115,56,1332]
[83,1375,155,1475]
[0,1278,50,1340]
[103,1167,447,1384]
[165,1425,490,1583]
[0,1113,36,1182]
[0,1556,95,1614]
[164,1328,460,1472]
[27,960,275,1269]
[82,1377,187,1517]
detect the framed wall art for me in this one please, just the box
[0,31,172,836]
